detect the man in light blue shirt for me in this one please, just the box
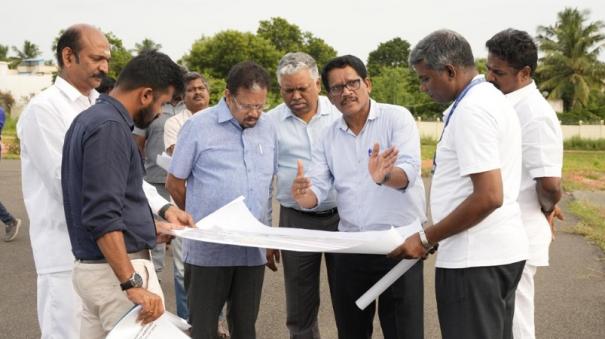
[266,52,341,339]
[166,61,276,339]
[293,55,426,339]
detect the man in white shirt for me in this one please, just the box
[486,29,564,339]
[17,24,192,339]
[391,30,528,339]
[265,52,341,339]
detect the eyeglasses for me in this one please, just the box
[231,95,268,112]
[328,78,362,96]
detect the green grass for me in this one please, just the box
[564,137,605,151]
[562,150,605,191]
[568,200,605,251]
[1,115,17,136]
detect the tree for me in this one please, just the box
[536,7,605,112]
[367,37,411,77]
[9,40,42,68]
[105,32,133,78]
[183,30,281,80]
[0,90,16,116]
[134,38,162,55]
[256,17,337,70]
[0,44,8,61]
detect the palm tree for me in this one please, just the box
[133,38,162,55]
[9,40,42,68]
[536,8,605,112]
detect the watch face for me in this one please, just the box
[133,272,143,288]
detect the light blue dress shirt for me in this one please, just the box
[266,96,340,211]
[169,98,277,267]
[309,100,426,232]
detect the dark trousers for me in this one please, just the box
[331,253,424,339]
[280,206,339,339]
[184,263,265,339]
[0,201,16,225]
[436,260,526,339]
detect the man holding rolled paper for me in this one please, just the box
[292,55,426,339]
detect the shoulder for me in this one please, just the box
[20,86,63,117]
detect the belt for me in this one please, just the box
[285,206,338,217]
[77,249,151,264]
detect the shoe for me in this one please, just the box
[217,318,230,338]
[4,218,21,242]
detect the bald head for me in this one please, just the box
[56,24,111,95]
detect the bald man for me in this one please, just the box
[18,24,191,338]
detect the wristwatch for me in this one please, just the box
[418,230,432,250]
[120,272,143,291]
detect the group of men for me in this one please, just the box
[15,22,562,339]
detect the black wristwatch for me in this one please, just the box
[120,272,143,291]
[158,203,173,220]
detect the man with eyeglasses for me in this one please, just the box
[265,52,341,339]
[166,61,276,339]
[292,55,426,339]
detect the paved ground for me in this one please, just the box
[1,159,604,338]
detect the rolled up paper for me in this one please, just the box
[355,258,419,310]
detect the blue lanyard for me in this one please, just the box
[432,77,485,172]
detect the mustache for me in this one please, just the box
[93,71,107,80]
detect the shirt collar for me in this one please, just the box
[217,97,236,124]
[54,76,99,104]
[337,99,379,131]
[98,94,134,130]
[505,80,537,106]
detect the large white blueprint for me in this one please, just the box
[172,196,422,255]
[106,306,190,339]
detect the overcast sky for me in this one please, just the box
[2,0,604,65]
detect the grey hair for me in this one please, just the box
[276,52,320,85]
[184,71,209,90]
[409,29,475,70]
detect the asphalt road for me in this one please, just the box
[1,159,604,338]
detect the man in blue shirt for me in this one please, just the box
[292,55,426,339]
[0,106,22,242]
[61,51,186,339]
[166,61,276,339]
[266,52,341,339]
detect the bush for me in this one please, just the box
[564,136,605,150]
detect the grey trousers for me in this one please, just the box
[279,206,339,339]
[184,263,265,339]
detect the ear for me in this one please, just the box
[61,47,76,67]
[444,65,457,79]
[140,87,154,106]
[364,77,372,94]
[315,78,322,93]
[519,66,532,81]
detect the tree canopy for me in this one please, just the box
[134,38,162,55]
[367,37,411,77]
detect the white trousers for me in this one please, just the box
[37,270,81,339]
[513,264,538,339]
[73,259,163,339]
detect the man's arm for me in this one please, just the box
[536,177,564,236]
[165,174,187,210]
[389,169,503,259]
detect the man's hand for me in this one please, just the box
[368,143,398,184]
[544,205,564,240]
[266,249,281,272]
[163,206,195,227]
[126,287,164,324]
[388,232,430,260]
[291,160,318,209]
[155,220,185,244]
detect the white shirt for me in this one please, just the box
[309,100,426,232]
[431,76,528,269]
[164,109,194,150]
[17,77,168,274]
[266,96,340,211]
[506,81,563,266]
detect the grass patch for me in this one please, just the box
[562,150,605,191]
[568,200,605,251]
[564,137,605,151]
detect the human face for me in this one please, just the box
[326,66,371,118]
[486,53,529,94]
[413,61,456,103]
[279,70,321,118]
[226,86,268,128]
[64,28,111,94]
[134,88,174,129]
[184,78,209,113]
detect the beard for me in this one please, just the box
[133,103,158,129]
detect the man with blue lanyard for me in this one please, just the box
[390,30,528,339]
